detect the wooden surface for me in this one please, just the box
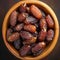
[0,0,60,60]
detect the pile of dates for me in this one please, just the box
[7,3,54,57]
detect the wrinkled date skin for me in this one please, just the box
[8,32,20,42]
[20,31,33,40]
[24,16,37,24]
[32,42,46,54]
[24,24,36,33]
[10,11,18,27]
[18,13,26,22]
[19,45,31,56]
[30,5,42,19]
[7,3,55,57]
[39,29,47,41]
[19,3,27,13]
[7,28,13,37]
[46,29,54,41]
[23,37,37,45]
[40,18,47,29]
[15,23,24,31]
[46,15,54,28]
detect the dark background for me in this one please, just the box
[0,0,60,60]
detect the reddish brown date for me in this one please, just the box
[24,24,36,33]
[24,16,37,24]
[20,31,33,40]
[33,49,44,56]
[40,18,47,29]
[7,28,13,37]
[23,37,37,45]
[46,29,54,41]
[15,23,24,31]
[32,42,46,54]
[46,15,54,28]
[39,29,47,41]
[10,11,18,26]
[19,45,31,56]
[8,32,20,42]
[18,13,26,22]
[30,5,42,19]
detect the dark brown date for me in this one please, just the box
[20,31,33,40]
[40,18,47,29]
[24,16,37,24]
[24,24,36,33]
[7,28,13,37]
[18,13,26,22]
[46,15,54,28]
[32,42,46,54]
[46,29,54,41]
[14,39,20,50]
[19,3,27,13]
[33,49,44,56]
[39,29,47,41]
[10,11,18,26]
[19,45,31,56]
[15,23,24,31]
[8,32,20,42]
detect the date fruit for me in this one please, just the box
[39,29,47,41]
[10,11,18,26]
[19,45,31,56]
[8,32,20,42]
[23,37,37,45]
[18,13,26,22]
[30,5,42,19]
[24,24,36,33]
[7,28,13,37]
[40,18,47,29]
[46,29,54,41]
[19,3,27,12]
[20,31,33,40]
[15,23,24,31]
[46,15,54,28]
[32,42,46,54]
[14,39,20,50]
[24,16,37,24]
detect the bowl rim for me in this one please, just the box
[2,0,59,60]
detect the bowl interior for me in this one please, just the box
[2,0,59,60]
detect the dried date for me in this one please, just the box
[23,37,37,45]
[32,42,46,54]
[14,39,21,50]
[10,11,18,26]
[19,45,31,56]
[39,29,47,41]
[46,29,54,41]
[40,18,47,29]
[24,24,36,33]
[30,5,42,19]
[24,16,37,24]
[8,32,20,42]
[19,3,27,12]
[46,15,54,28]
[15,23,24,31]
[20,31,33,40]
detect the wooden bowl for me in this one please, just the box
[2,0,59,60]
